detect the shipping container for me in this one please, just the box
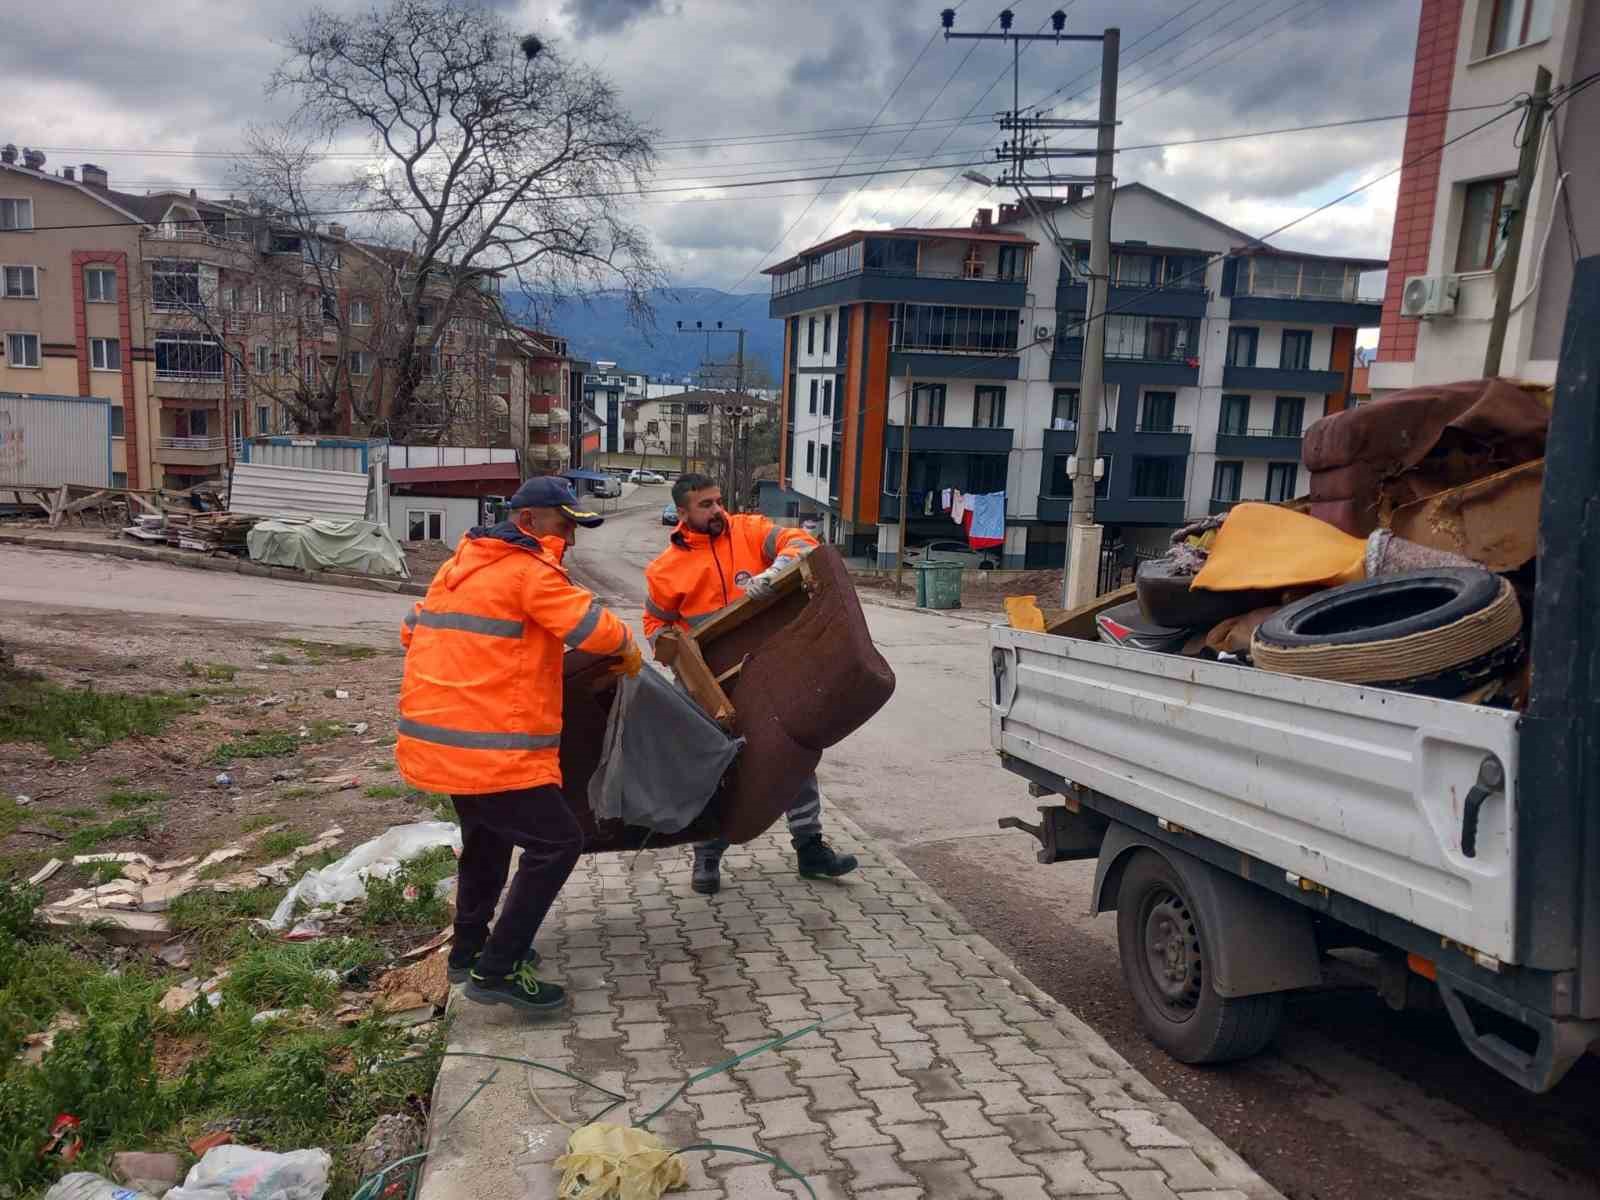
[239,436,386,475]
[229,461,372,522]
[0,392,112,490]
[388,445,517,469]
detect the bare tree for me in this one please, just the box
[272,0,663,441]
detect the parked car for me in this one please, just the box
[660,502,679,526]
[902,539,998,570]
[588,477,622,499]
[629,469,667,484]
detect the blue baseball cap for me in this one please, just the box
[508,475,605,527]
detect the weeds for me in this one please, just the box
[0,682,195,759]
[182,661,238,683]
[258,830,310,858]
[240,813,281,833]
[212,731,299,762]
[364,784,407,800]
[66,812,160,853]
[224,938,385,1011]
[87,861,125,886]
[361,847,455,929]
[284,639,379,663]
[419,793,457,823]
[104,789,165,810]
[280,786,317,801]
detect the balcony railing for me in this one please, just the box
[773,263,1028,298]
[158,436,226,451]
[1135,423,1192,434]
[1219,426,1303,439]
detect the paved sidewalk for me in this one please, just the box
[419,814,1282,1200]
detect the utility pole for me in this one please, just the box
[675,318,748,483]
[941,9,1117,607]
[1484,67,1552,378]
[894,365,913,598]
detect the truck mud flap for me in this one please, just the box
[1435,968,1600,1093]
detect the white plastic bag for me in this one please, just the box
[165,1148,331,1200]
[267,822,460,929]
[45,1175,159,1200]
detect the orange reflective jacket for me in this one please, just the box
[397,523,631,796]
[642,513,817,641]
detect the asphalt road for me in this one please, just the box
[4,520,1597,1199]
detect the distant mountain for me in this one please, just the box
[513,287,783,384]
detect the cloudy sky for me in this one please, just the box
[6,0,1427,300]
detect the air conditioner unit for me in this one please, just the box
[1033,324,1052,341]
[1401,273,1460,318]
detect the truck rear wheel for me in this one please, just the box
[1116,850,1284,1064]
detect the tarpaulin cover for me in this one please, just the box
[587,666,743,834]
[1192,502,1366,592]
[246,518,410,579]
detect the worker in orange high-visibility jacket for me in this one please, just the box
[643,472,857,895]
[398,475,641,1015]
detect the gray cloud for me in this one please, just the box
[560,0,669,36]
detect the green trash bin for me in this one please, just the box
[918,560,964,610]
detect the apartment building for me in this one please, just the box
[1372,0,1597,392]
[498,326,573,474]
[582,362,647,456]
[0,150,510,492]
[767,183,1383,567]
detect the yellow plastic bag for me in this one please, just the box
[1003,594,1047,632]
[1191,502,1366,592]
[555,1123,688,1200]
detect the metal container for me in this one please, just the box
[0,392,112,489]
[229,461,371,521]
[916,561,964,610]
[240,436,385,475]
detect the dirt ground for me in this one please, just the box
[850,566,1068,613]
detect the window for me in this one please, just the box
[304,353,319,382]
[321,292,339,323]
[974,386,1006,429]
[1265,462,1299,502]
[807,317,816,355]
[187,409,210,438]
[111,471,127,488]
[407,510,444,541]
[253,345,270,374]
[2,266,37,298]
[806,440,816,474]
[1280,330,1313,372]
[1487,0,1551,55]
[277,347,295,373]
[892,304,1020,353]
[863,237,917,274]
[90,337,120,371]
[1113,253,1158,285]
[105,406,126,438]
[1272,396,1305,438]
[822,379,833,417]
[1457,177,1514,273]
[254,285,267,314]
[351,299,372,326]
[278,289,292,315]
[822,314,832,354]
[1103,314,1195,361]
[1052,388,1079,428]
[350,350,373,376]
[910,383,946,426]
[85,267,117,304]
[0,198,32,231]
[152,260,201,310]
[1132,456,1185,499]
[1212,461,1242,503]
[1055,311,1085,357]
[997,245,1025,281]
[1219,394,1250,436]
[1138,391,1176,432]
[154,332,223,379]
[807,378,818,414]
[1226,326,1258,368]
[819,444,830,481]
[256,404,270,434]
[5,332,40,367]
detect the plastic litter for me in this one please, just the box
[214,773,233,788]
[267,822,461,929]
[44,1174,158,1200]
[554,1124,686,1200]
[166,1146,331,1200]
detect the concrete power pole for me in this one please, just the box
[1063,28,1119,608]
[1484,66,1552,378]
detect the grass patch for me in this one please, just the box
[283,639,379,663]
[360,846,455,929]
[418,793,457,823]
[306,720,345,743]
[224,938,386,1011]
[263,652,294,666]
[182,660,238,683]
[363,784,407,800]
[258,830,310,858]
[0,680,195,759]
[104,789,165,811]
[87,861,125,886]
[166,887,285,958]
[65,812,160,853]
[212,731,299,762]
[240,813,281,834]
[279,786,317,801]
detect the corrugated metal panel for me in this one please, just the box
[389,445,518,469]
[229,461,370,521]
[241,437,385,475]
[0,392,112,489]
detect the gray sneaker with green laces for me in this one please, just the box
[465,959,566,1012]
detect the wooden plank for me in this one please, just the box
[47,484,69,528]
[60,490,113,516]
[714,659,746,687]
[1043,582,1136,641]
[655,629,736,729]
[690,560,805,648]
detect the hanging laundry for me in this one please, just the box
[951,491,967,523]
[967,491,1006,549]
[941,487,952,512]
[924,490,935,516]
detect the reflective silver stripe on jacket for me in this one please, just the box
[688,605,732,628]
[763,527,780,560]
[396,717,559,751]
[403,609,419,629]
[413,609,525,639]
[644,596,682,624]
[564,600,603,648]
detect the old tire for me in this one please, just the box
[1116,850,1284,1064]
[1251,568,1521,692]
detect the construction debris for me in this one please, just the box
[377,950,449,1009]
[29,858,64,886]
[40,908,171,945]
[17,1013,81,1066]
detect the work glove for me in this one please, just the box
[607,639,644,678]
[743,555,796,600]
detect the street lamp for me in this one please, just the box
[962,170,996,187]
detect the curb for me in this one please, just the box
[0,531,429,597]
[825,808,1288,1200]
[855,589,1002,626]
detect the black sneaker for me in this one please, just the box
[691,847,723,895]
[449,944,537,984]
[465,959,566,1012]
[796,835,859,880]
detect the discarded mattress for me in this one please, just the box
[558,546,896,853]
[247,518,409,579]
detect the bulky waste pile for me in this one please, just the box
[1011,377,1548,708]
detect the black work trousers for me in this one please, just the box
[451,786,584,977]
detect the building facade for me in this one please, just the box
[1372,0,1597,393]
[498,326,573,475]
[767,184,1383,567]
[582,362,647,456]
